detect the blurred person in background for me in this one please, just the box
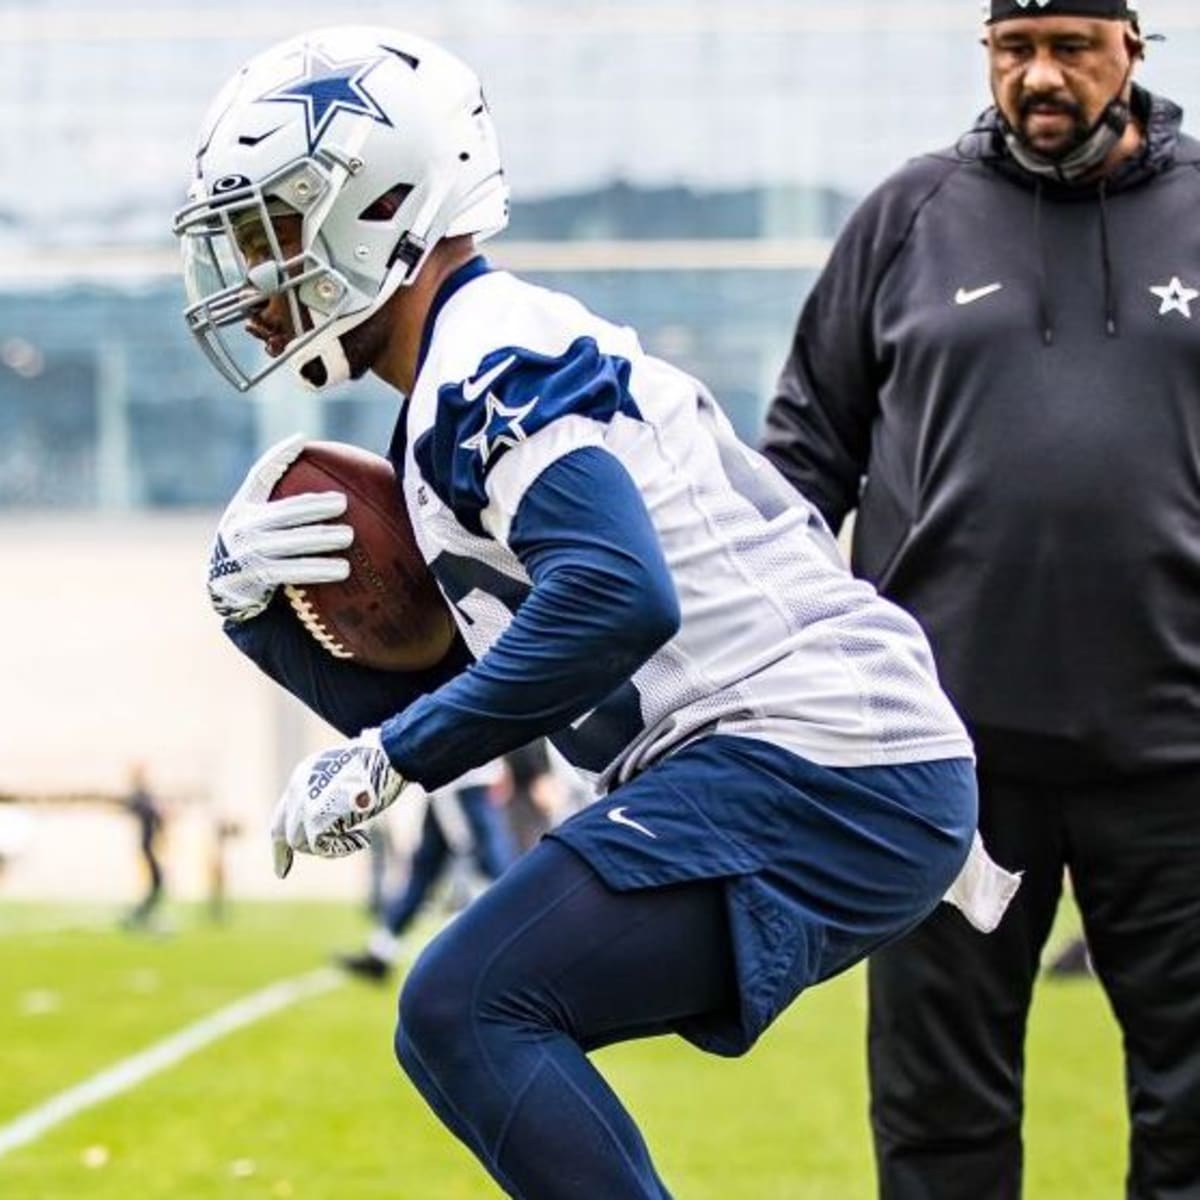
[207,814,242,924]
[363,820,394,917]
[502,738,564,853]
[120,763,167,931]
[1045,930,1093,977]
[763,1,1200,1196]
[176,25,1015,1199]
[338,761,516,981]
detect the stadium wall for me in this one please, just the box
[0,513,422,902]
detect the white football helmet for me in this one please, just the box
[172,26,509,392]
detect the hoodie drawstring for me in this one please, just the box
[1033,178,1120,345]
[1098,180,1118,337]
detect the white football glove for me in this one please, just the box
[270,728,408,879]
[208,433,353,623]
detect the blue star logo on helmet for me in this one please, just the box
[259,46,393,154]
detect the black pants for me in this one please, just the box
[869,767,1200,1200]
[127,841,164,925]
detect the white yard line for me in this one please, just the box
[0,967,343,1160]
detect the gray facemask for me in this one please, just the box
[1002,95,1131,183]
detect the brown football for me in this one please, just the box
[270,440,456,671]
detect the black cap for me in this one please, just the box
[987,0,1138,23]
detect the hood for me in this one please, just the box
[958,86,1184,198]
[946,87,1191,345]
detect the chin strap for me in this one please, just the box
[285,231,422,393]
[290,334,352,392]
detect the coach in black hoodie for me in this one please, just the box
[763,1,1200,1196]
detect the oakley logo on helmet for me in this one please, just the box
[212,174,251,194]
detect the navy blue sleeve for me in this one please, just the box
[225,594,472,738]
[379,446,681,790]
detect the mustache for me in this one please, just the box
[1018,93,1084,122]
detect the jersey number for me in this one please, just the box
[431,551,646,774]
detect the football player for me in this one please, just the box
[175,26,1018,1198]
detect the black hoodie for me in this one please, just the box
[763,87,1200,780]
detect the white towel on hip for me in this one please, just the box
[942,831,1022,934]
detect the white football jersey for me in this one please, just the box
[398,264,973,793]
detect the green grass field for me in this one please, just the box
[0,903,1125,1199]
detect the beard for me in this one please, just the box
[339,299,396,380]
[1015,92,1092,161]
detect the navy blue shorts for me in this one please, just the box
[549,734,977,1055]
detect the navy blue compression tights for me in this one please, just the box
[394,838,735,1200]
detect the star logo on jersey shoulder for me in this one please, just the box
[1149,276,1198,320]
[259,46,392,154]
[460,391,540,465]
